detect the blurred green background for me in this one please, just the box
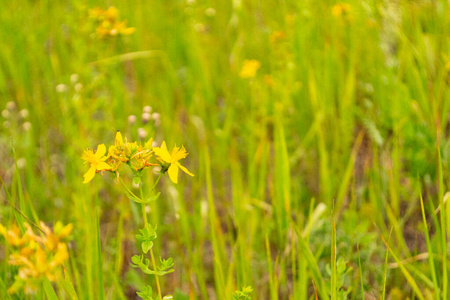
[1,0,450,299]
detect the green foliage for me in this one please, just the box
[136,224,157,254]
[233,286,253,300]
[137,285,154,300]
[0,0,449,298]
[131,254,174,276]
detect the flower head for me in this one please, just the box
[82,144,112,183]
[153,141,194,184]
[239,59,261,79]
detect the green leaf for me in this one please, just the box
[159,257,174,271]
[136,224,157,253]
[133,176,141,185]
[233,286,253,300]
[137,285,154,300]
[125,190,142,203]
[128,192,160,204]
[145,192,160,203]
[142,240,154,253]
[131,255,142,265]
[43,278,58,300]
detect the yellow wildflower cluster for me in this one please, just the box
[89,6,135,38]
[82,131,194,184]
[0,222,73,295]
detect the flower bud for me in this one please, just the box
[70,74,79,84]
[142,112,151,124]
[56,84,68,93]
[19,109,29,119]
[1,109,9,118]
[6,101,16,110]
[75,83,83,92]
[138,128,147,139]
[23,122,32,131]
[128,115,137,125]
[205,8,216,16]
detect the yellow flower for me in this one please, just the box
[82,144,111,183]
[332,3,351,17]
[239,59,261,79]
[89,6,135,38]
[153,141,194,184]
[270,31,285,44]
[2,222,72,295]
[0,224,30,246]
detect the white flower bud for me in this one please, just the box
[6,101,16,110]
[128,115,137,125]
[138,128,147,139]
[142,112,151,124]
[205,8,216,16]
[75,83,83,92]
[1,110,9,118]
[16,158,26,169]
[19,109,29,119]
[23,122,32,131]
[70,74,79,84]
[56,84,68,93]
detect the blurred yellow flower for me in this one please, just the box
[270,31,285,44]
[89,6,135,38]
[82,144,111,183]
[0,222,72,295]
[240,59,261,79]
[0,224,30,247]
[153,141,194,184]
[332,3,351,17]
[264,74,274,86]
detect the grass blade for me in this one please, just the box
[419,193,439,299]
[380,233,425,300]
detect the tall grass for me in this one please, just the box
[0,0,449,299]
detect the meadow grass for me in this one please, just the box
[0,0,449,299]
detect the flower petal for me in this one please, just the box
[171,145,188,162]
[178,163,194,176]
[83,167,96,183]
[154,141,171,163]
[95,144,107,157]
[168,164,179,184]
[115,131,123,147]
[96,162,112,170]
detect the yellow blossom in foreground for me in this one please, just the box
[153,141,194,184]
[0,222,72,295]
[239,59,261,79]
[0,224,31,247]
[82,144,111,183]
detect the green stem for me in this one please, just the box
[151,173,163,192]
[150,247,163,300]
[117,176,140,200]
[139,179,148,225]
[139,174,162,300]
